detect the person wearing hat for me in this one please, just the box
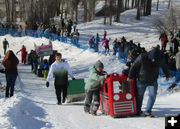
[112,38,119,55]
[127,46,169,117]
[84,60,108,115]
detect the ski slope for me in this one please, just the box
[0,0,180,129]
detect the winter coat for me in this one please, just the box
[3,40,9,48]
[159,33,168,46]
[95,35,100,44]
[112,41,118,48]
[46,60,74,83]
[103,39,109,47]
[53,67,68,86]
[85,66,107,91]
[172,38,179,54]
[43,63,49,70]
[176,51,180,70]
[21,47,26,59]
[128,48,169,84]
[2,50,19,75]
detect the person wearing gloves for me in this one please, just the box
[84,60,108,116]
[127,46,169,117]
[46,53,75,105]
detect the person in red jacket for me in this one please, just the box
[159,31,168,51]
[16,45,27,64]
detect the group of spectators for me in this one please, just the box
[0,19,80,44]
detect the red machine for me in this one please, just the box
[100,73,137,118]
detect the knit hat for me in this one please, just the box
[94,60,104,69]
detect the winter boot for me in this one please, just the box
[145,113,155,117]
[91,111,97,116]
[168,83,177,90]
[84,105,90,114]
[57,102,62,105]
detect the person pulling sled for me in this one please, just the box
[84,60,108,115]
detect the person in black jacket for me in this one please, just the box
[127,46,169,117]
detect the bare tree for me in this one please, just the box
[115,0,123,22]
[153,0,178,34]
[83,0,88,22]
[136,0,141,20]
[156,0,159,11]
[5,0,10,22]
[104,0,107,24]
[109,0,113,25]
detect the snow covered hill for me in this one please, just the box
[0,0,180,129]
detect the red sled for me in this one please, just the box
[100,73,137,118]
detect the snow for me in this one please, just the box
[0,0,180,129]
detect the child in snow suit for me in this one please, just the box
[112,38,119,55]
[16,45,27,64]
[102,38,110,55]
[84,60,108,115]
[43,59,49,78]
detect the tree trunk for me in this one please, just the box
[61,0,64,19]
[115,0,121,22]
[109,0,113,25]
[83,0,87,22]
[168,0,171,9]
[136,0,141,20]
[75,4,78,22]
[92,0,96,20]
[11,0,15,22]
[88,1,91,22]
[104,0,107,24]
[5,0,10,22]
[156,0,159,11]
[146,0,152,15]
[131,0,134,8]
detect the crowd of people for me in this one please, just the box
[0,25,180,117]
[0,19,80,44]
[86,29,180,116]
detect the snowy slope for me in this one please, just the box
[0,0,180,129]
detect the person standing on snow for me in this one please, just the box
[1,50,19,98]
[102,38,110,55]
[103,30,107,41]
[84,60,108,115]
[46,53,75,105]
[94,33,100,52]
[112,38,119,55]
[127,46,169,117]
[159,31,168,51]
[16,45,27,64]
[2,38,9,55]
[168,51,180,90]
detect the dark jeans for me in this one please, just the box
[3,47,7,55]
[54,84,68,103]
[5,73,17,97]
[84,89,100,113]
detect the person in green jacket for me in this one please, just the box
[84,60,108,115]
